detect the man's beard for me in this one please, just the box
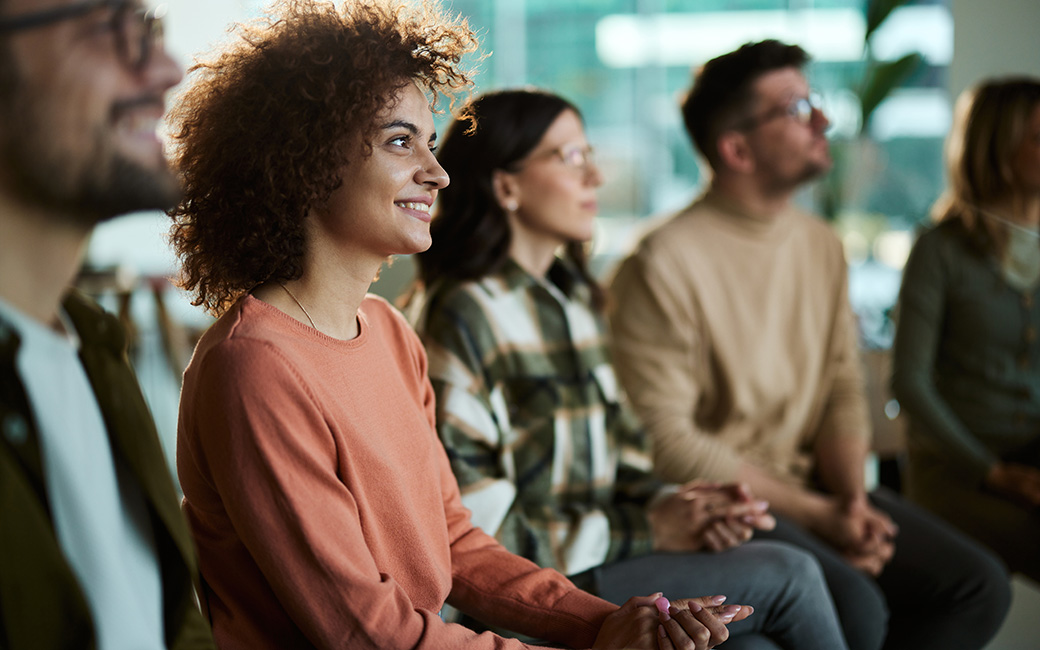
[796,158,832,186]
[0,97,181,228]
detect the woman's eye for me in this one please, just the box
[389,135,410,148]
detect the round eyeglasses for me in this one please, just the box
[0,0,165,73]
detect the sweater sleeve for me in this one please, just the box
[808,246,872,447]
[890,231,997,481]
[421,297,657,577]
[438,437,616,648]
[608,246,745,483]
[183,338,608,650]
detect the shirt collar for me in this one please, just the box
[499,256,584,300]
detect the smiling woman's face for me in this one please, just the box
[311,82,448,265]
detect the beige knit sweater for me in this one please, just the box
[609,190,870,488]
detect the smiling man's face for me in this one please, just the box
[0,0,183,225]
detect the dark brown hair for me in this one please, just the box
[416,88,605,310]
[167,0,475,316]
[933,77,1040,256]
[681,39,809,169]
[0,0,16,116]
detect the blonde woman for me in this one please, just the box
[892,76,1040,581]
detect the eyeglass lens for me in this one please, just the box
[117,4,163,70]
[791,94,823,124]
[558,146,594,170]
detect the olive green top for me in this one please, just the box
[891,218,1040,484]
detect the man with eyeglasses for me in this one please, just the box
[0,0,215,647]
[610,39,1010,650]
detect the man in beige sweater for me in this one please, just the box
[610,39,1010,650]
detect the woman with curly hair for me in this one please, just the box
[167,1,743,648]
[892,76,1040,582]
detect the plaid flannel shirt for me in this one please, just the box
[414,259,664,579]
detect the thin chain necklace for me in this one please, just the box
[978,207,1040,238]
[278,282,317,329]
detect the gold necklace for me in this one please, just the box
[278,282,317,329]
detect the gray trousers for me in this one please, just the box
[592,540,848,650]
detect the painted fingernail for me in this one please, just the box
[689,601,703,612]
[668,605,680,618]
[712,595,727,605]
[655,596,671,621]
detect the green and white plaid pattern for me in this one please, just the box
[415,259,662,577]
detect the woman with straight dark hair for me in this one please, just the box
[409,88,850,650]
[892,76,1040,582]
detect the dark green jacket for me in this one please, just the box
[0,291,215,649]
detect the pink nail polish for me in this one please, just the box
[712,595,727,605]
[655,596,671,621]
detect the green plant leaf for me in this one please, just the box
[858,52,924,134]
[865,0,914,42]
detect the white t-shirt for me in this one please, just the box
[0,297,164,650]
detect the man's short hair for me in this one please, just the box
[681,39,809,169]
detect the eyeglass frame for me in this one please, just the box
[733,92,824,132]
[509,143,597,174]
[0,0,165,72]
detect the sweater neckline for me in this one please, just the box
[242,294,369,350]
[700,189,793,240]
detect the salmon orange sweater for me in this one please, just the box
[177,295,614,649]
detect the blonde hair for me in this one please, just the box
[933,77,1040,255]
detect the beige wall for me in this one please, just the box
[950,0,1040,99]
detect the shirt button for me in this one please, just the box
[3,414,28,445]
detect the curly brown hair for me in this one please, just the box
[167,0,476,316]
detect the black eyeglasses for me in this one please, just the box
[736,93,824,131]
[0,0,165,72]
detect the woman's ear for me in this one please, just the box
[717,131,755,175]
[492,169,521,213]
